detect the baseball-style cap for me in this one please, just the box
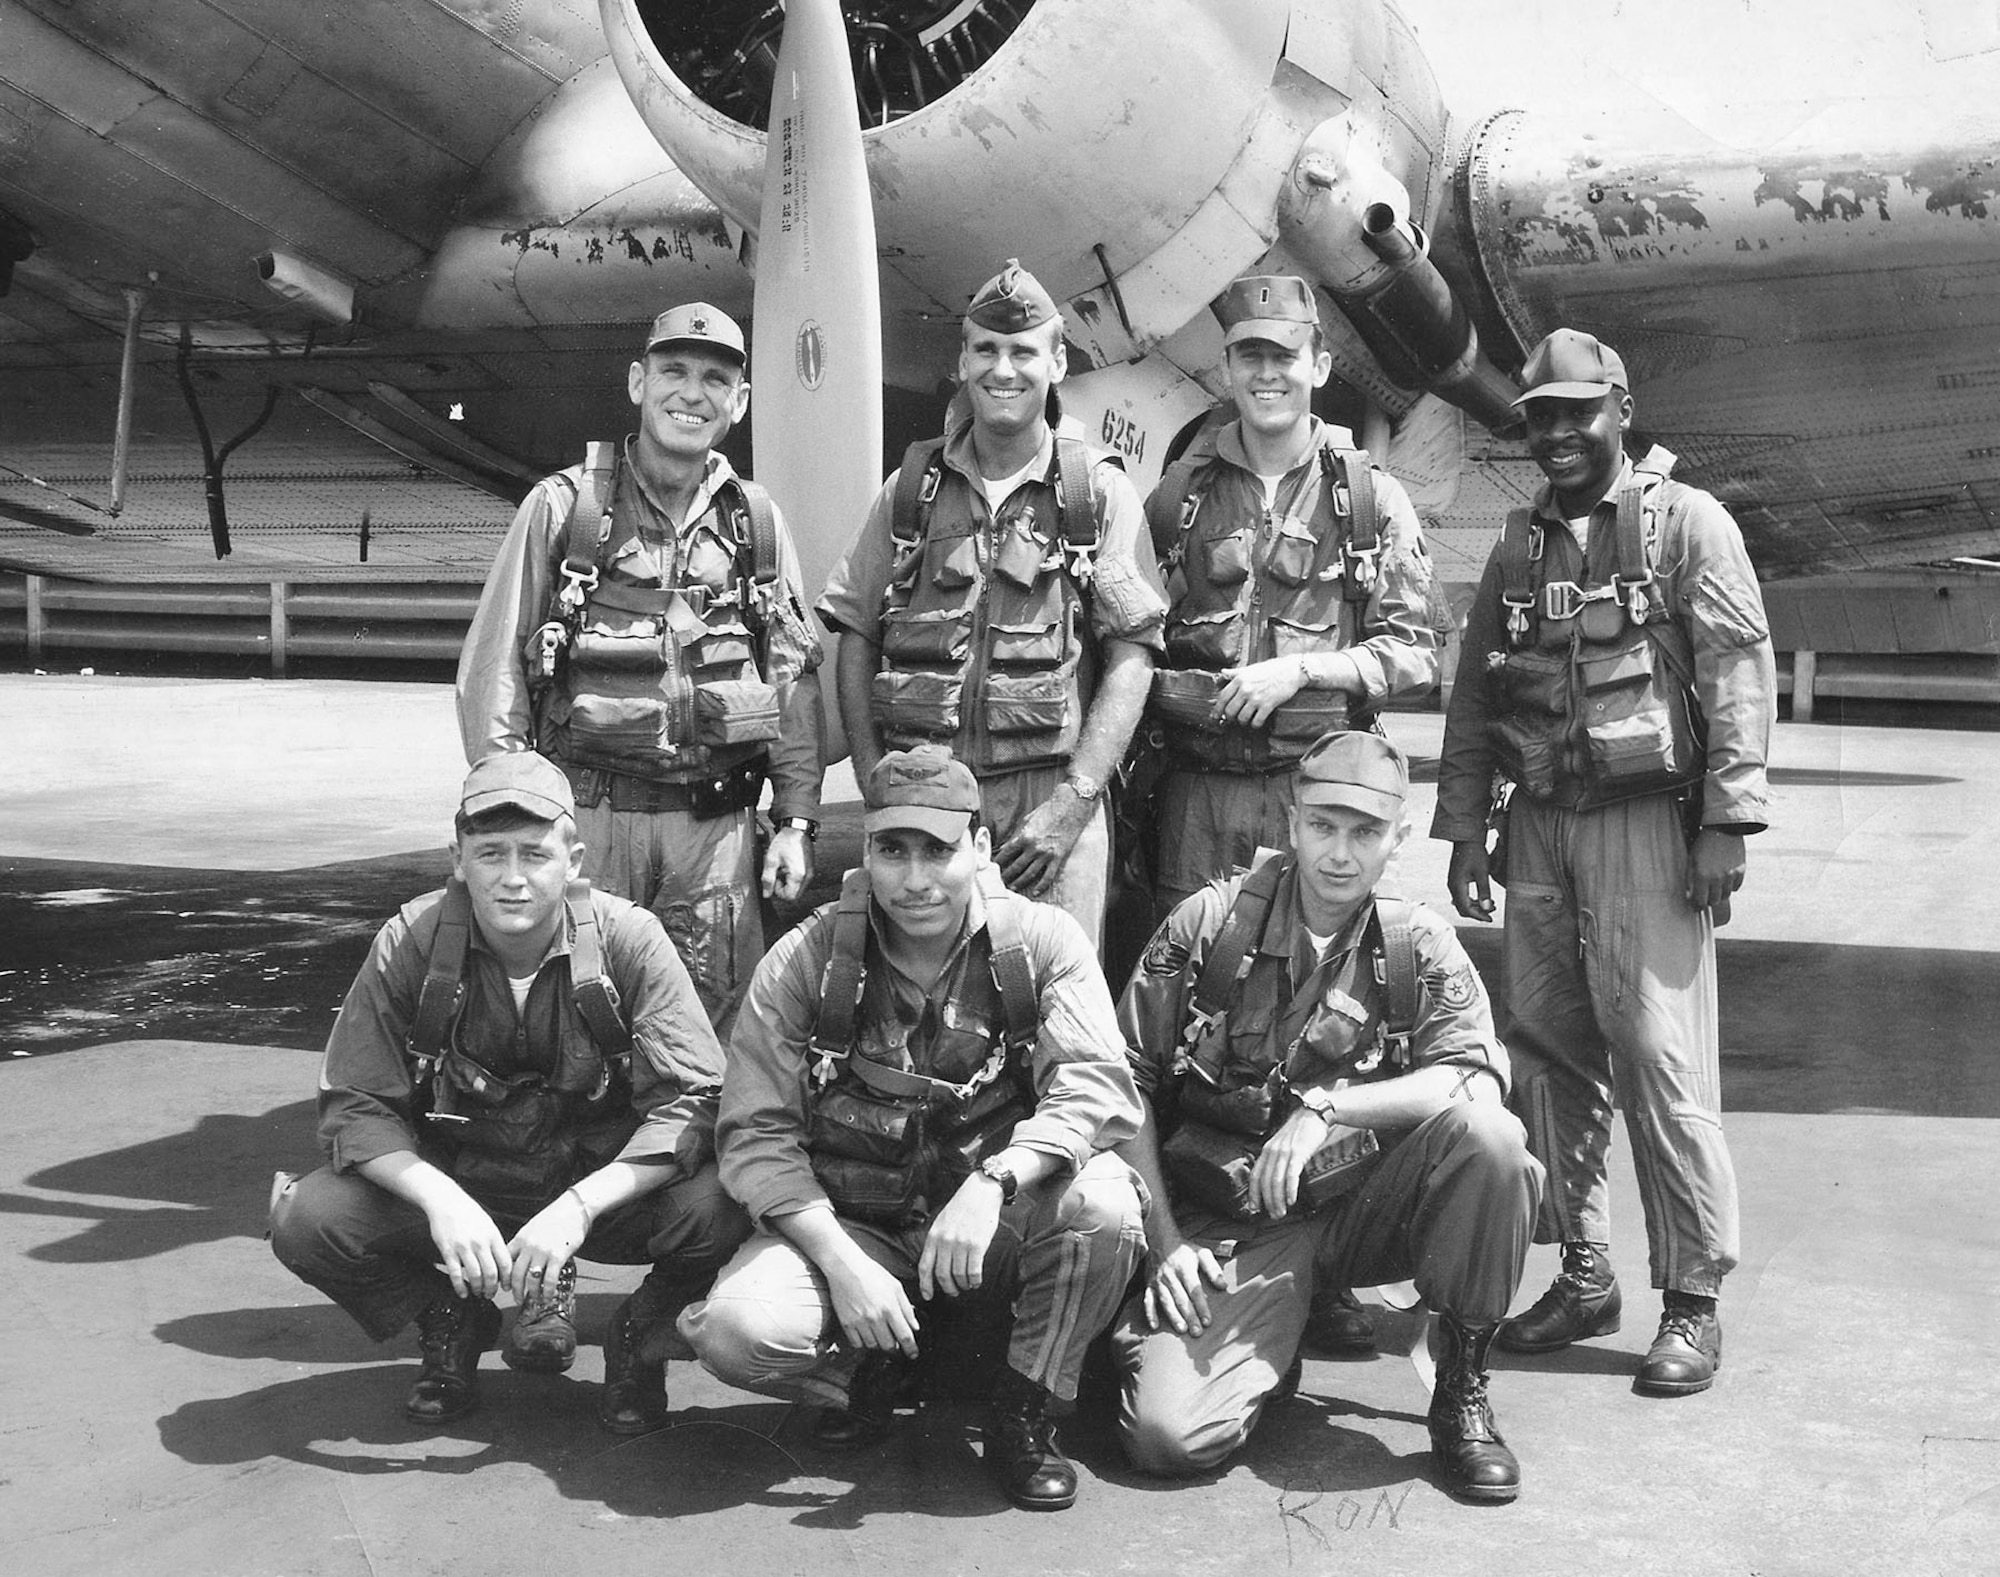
[460,752,576,822]
[1216,274,1318,351]
[642,302,747,365]
[863,745,982,842]
[1512,328,1627,407]
[966,259,1059,333]
[1295,731,1408,821]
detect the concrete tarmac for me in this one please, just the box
[2,673,1996,1576]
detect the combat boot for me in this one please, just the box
[502,1260,578,1372]
[1634,1290,1721,1396]
[598,1278,674,1435]
[1301,1286,1377,1355]
[983,1369,1078,1511]
[1428,1316,1520,1503]
[406,1296,502,1423]
[1497,1241,1621,1353]
[812,1351,912,1450]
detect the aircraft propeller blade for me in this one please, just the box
[751,0,883,760]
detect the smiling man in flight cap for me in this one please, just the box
[1433,327,1775,1399]
[1111,729,1541,1501]
[818,259,1169,949]
[270,751,750,1435]
[458,300,826,1039]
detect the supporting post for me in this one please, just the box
[1791,649,1817,723]
[269,580,289,678]
[25,573,43,667]
[110,288,148,515]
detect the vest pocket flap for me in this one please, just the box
[985,670,1068,734]
[687,620,755,671]
[873,669,963,737]
[928,534,979,590]
[1200,529,1253,587]
[1297,1127,1382,1213]
[1159,1119,1260,1220]
[570,629,668,670]
[1151,666,1224,728]
[1165,606,1241,669]
[880,606,972,664]
[1496,648,1570,714]
[1270,691,1350,742]
[1267,613,1340,656]
[809,1083,918,1164]
[1487,714,1561,800]
[1578,642,1657,693]
[989,618,1065,666]
[566,693,667,744]
[1264,523,1319,588]
[694,678,781,746]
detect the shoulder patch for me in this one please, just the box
[1141,927,1191,978]
[1426,959,1484,1013]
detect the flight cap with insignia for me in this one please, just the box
[1216,273,1318,351]
[863,745,983,842]
[643,301,747,366]
[1512,328,1627,407]
[965,258,1059,334]
[1296,730,1408,822]
[460,751,576,823]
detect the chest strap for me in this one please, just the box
[1149,439,1379,598]
[808,865,1039,1092]
[1368,897,1419,1068]
[890,434,1101,583]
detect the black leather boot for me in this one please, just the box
[813,1351,912,1449]
[1428,1317,1521,1503]
[1301,1286,1377,1355]
[1635,1290,1721,1396]
[598,1279,673,1435]
[1497,1241,1621,1353]
[406,1296,501,1423]
[983,1370,1079,1511]
[502,1260,578,1373]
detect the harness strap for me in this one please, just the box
[556,441,618,612]
[1181,848,1288,1067]
[408,879,474,1066]
[977,865,1039,1049]
[1497,506,1540,645]
[564,880,631,1073]
[890,438,947,549]
[1318,445,1381,601]
[1052,435,1101,583]
[1370,897,1420,1062]
[809,868,874,1078]
[1146,455,1205,570]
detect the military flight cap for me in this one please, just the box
[460,751,577,822]
[1216,273,1319,351]
[966,258,1058,333]
[863,745,982,842]
[643,301,747,365]
[1295,730,1408,821]
[1512,328,1628,406]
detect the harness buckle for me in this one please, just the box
[1175,1005,1222,1073]
[530,621,567,680]
[556,561,598,615]
[1063,539,1096,585]
[1620,572,1655,624]
[1344,541,1381,593]
[1527,521,1545,562]
[1502,592,1534,643]
[918,466,940,507]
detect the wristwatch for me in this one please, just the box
[1295,1085,1340,1125]
[1063,772,1102,804]
[774,816,819,841]
[977,1156,1020,1204]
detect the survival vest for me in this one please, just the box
[800,865,1040,1225]
[1483,446,1703,808]
[405,877,638,1219]
[1145,432,1385,770]
[529,441,783,783]
[872,433,1109,772]
[1160,850,1418,1219]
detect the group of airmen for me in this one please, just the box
[269,257,1775,1512]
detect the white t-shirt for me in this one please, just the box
[1567,514,1592,555]
[1258,473,1287,513]
[982,456,1045,516]
[509,974,537,1014]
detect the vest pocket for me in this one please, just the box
[1487,714,1561,799]
[1578,642,1700,796]
[695,678,781,746]
[1164,606,1241,668]
[1151,667,1224,731]
[989,618,1066,667]
[985,670,1069,736]
[873,669,964,741]
[565,692,668,751]
[1264,522,1319,588]
[880,605,973,665]
[1199,528,1253,588]
[687,619,755,671]
[991,521,1053,590]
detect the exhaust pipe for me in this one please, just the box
[256,250,355,325]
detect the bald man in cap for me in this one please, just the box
[1112,730,1541,1500]
[1434,327,1774,1400]
[458,301,826,1039]
[270,752,750,1435]
[819,260,1169,949]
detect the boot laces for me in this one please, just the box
[522,1261,578,1323]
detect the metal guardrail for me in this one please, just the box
[0,572,483,674]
